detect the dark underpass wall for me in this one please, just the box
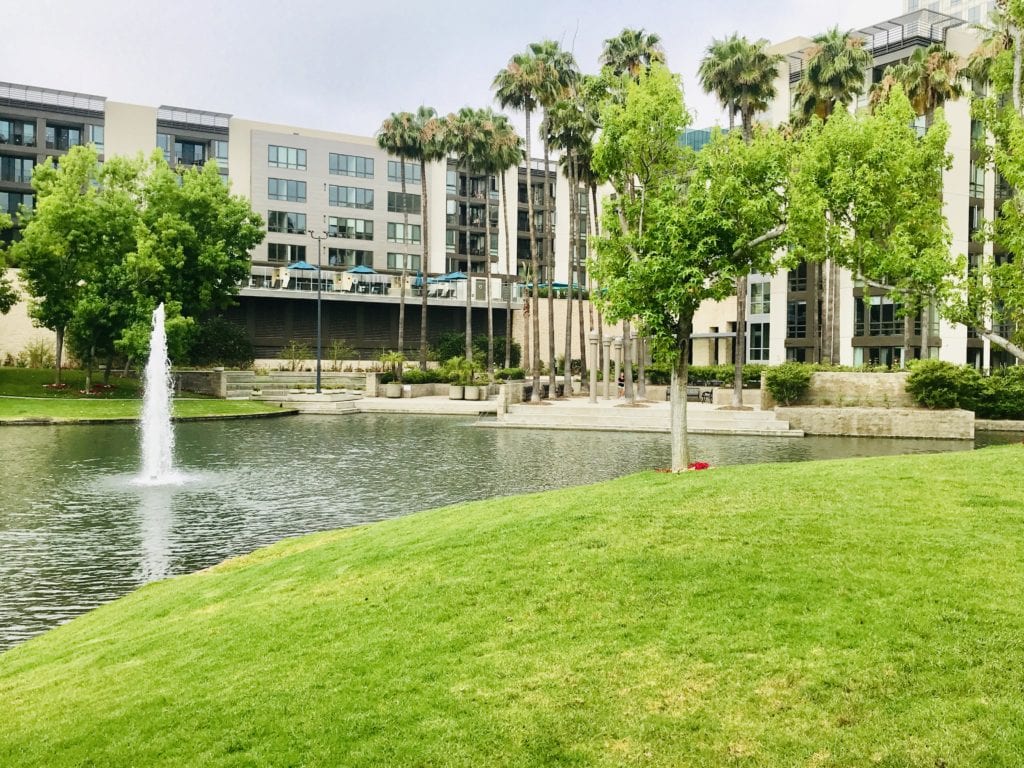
[225,295,511,360]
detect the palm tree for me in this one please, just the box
[494,50,545,401]
[965,5,1013,87]
[887,43,964,116]
[376,111,419,367]
[791,27,873,127]
[699,34,783,406]
[486,115,524,371]
[600,28,666,78]
[444,108,487,363]
[531,39,579,396]
[414,107,448,370]
[792,28,871,365]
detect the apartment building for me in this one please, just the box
[903,0,996,24]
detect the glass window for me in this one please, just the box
[266,243,307,263]
[157,133,172,161]
[0,155,35,183]
[787,301,807,338]
[0,190,33,215]
[267,210,307,234]
[970,161,985,197]
[174,140,206,166]
[387,252,421,271]
[329,153,374,178]
[387,160,421,183]
[45,124,83,151]
[268,145,306,170]
[0,119,37,147]
[787,262,807,292]
[446,230,456,253]
[268,178,307,202]
[749,322,770,362]
[446,170,457,194]
[387,222,422,244]
[750,281,771,314]
[855,296,903,337]
[387,191,421,214]
[327,248,372,268]
[88,125,104,152]
[329,185,373,209]
[328,217,373,240]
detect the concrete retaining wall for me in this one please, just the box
[976,419,1024,432]
[174,369,227,398]
[776,406,974,440]
[805,372,915,408]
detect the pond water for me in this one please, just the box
[1,414,1019,651]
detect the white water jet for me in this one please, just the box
[138,303,178,484]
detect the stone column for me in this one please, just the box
[588,331,599,403]
[602,337,613,399]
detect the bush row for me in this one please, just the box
[906,360,1024,419]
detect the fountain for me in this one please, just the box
[138,303,178,484]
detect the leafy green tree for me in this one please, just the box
[789,87,957,366]
[0,212,17,314]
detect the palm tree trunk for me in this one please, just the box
[670,319,693,472]
[591,183,603,375]
[485,173,494,376]
[398,164,408,368]
[543,137,556,395]
[525,111,541,402]
[464,161,473,362]
[502,171,513,370]
[419,159,429,369]
[563,153,575,397]
[575,171,587,393]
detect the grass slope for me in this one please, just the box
[1,447,1023,767]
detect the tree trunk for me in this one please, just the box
[590,183,602,377]
[563,153,575,398]
[502,171,513,370]
[54,327,65,386]
[978,328,1024,362]
[525,111,541,401]
[419,159,430,369]
[670,320,693,472]
[920,299,931,361]
[398,162,408,366]
[576,171,587,393]
[464,160,473,363]
[636,335,647,399]
[543,137,556,395]
[622,319,634,403]
[485,172,494,376]
[85,345,94,394]
[901,312,912,369]
[732,274,747,406]
[103,352,114,385]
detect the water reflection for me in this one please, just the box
[0,414,1018,651]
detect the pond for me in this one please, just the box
[0,414,1019,651]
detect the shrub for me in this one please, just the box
[765,363,813,406]
[495,367,525,381]
[905,360,981,410]
[187,317,254,369]
[976,367,1024,420]
[401,368,442,384]
[328,339,355,371]
[431,333,521,369]
[280,340,311,372]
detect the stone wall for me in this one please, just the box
[174,369,227,398]
[804,372,916,408]
[777,406,974,440]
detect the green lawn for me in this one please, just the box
[1,446,1023,766]
[0,367,282,421]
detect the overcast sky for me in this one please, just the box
[5,0,898,140]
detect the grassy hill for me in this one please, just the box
[1,445,1023,766]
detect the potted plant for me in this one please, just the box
[443,357,471,400]
[380,351,405,398]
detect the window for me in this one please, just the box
[0,191,33,215]
[213,140,229,165]
[88,125,104,152]
[446,230,456,253]
[446,170,458,194]
[749,322,770,362]
[387,191,420,214]
[328,217,373,240]
[0,155,34,183]
[268,145,306,170]
[175,140,206,166]
[387,252,421,271]
[329,185,373,209]
[267,243,307,263]
[268,178,307,202]
[157,133,172,162]
[969,204,983,238]
[329,153,373,178]
[750,281,771,314]
[787,301,807,338]
[267,210,306,234]
[387,160,421,183]
[446,199,458,224]
[327,248,372,268]
[855,296,902,336]
[0,118,36,147]
[788,262,807,292]
[786,347,807,362]
[387,222,421,244]
[970,161,985,197]
[45,124,83,151]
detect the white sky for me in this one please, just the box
[3,0,898,140]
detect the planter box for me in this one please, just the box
[464,385,482,401]
[384,382,403,398]
[448,384,464,400]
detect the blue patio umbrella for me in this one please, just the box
[347,265,376,274]
[287,260,316,271]
[439,271,467,281]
